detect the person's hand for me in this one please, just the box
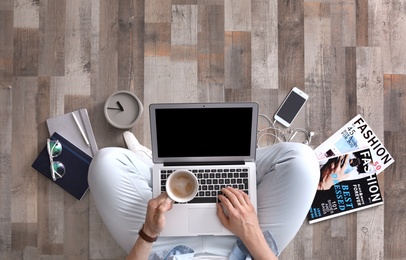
[216,187,277,259]
[332,154,351,181]
[216,187,260,240]
[143,192,173,238]
[319,154,350,190]
[127,193,173,260]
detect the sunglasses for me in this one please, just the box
[47,139,66,181]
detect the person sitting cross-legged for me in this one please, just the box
[88,132,319,259]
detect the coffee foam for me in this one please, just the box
[169,172,196,198]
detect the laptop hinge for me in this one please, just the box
[163,161,245,167]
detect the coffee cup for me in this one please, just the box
[165,170,199,203]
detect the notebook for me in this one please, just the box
[150,102,259,236]
[46,109,98,157]
[32,132,92,200]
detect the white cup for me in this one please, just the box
[166,170,199,203]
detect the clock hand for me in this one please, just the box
[117,101,125,111]
[107,101,125,111]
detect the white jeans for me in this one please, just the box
[88,142,319,256]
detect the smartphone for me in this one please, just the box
[274,87,308,127]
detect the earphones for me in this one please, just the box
[288,127,314,145]
[257,114,315,147]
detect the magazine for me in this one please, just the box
[314,114,394,174]
[308,148,384,224]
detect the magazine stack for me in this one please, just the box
[308,114,394,224]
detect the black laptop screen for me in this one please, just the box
[155,107,253,158]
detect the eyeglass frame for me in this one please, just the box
[46,139,66,181]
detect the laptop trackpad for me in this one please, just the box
[188,208,223,234]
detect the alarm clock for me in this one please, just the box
[104,91,143,129]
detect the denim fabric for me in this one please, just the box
[148,230,278,260]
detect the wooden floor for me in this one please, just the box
[1,0,405,259]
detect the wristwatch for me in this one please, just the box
[104,91,143,129]
[138,225,158,242]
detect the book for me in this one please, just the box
[32,132,92,200]
[308,148,384,224]
[46,109,98,157]
[314,114,394,174]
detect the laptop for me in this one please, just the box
[150,102,258,236]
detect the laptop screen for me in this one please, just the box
[150,103,258,164]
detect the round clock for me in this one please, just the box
[104,91,143,129]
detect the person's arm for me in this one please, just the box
[217,187,278,260]
[127,192,173,260]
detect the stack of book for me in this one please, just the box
[32,109,98,200]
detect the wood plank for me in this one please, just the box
[144,23,171,57]
[11,223,37,252]
[36,76,64,256]
[345,47,358,117]
[384,131,406,260]
[383,74,406,259]
[224,0,251,31]
[367,0,383,47]
[341,0,356,47]
[356,0,368,46]
[13,0,39,28]
[89,196,126,259]
[38,0,65,76]
[172,0,198,4]
[0,85,12,258]
[225,88,252,102]
[90,0,121,149]
[0,0,13,10]
[197,4,225,85]
[13,28,39,76]
[278,0,304,92]
[121,0,146,142]
[145,0,171,23]
[64,0,91,96]
[63,195,89,259]
[117,0,145,95]
[13,1,39,76]
[0,10,13,79]
[251,0,278,89]
[356,46,384,260]
[381,0,406,74]
[384,74,406,131]
[224,31,251,89]
[143,56,171,146]
[171,5,198,46]
[254,88,279,147]
[11,77,39,224]
[330,2,351,130]
[304,2,332,145]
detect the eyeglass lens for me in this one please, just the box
[47,139,66,181]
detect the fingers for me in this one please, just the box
[147,193,173,221]
[216,203,230,229]
[155,192,173,213]
[221,187,249,206]
[217,187,258,237]
[145,193,173,235]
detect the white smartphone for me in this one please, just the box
[274,87,308,127]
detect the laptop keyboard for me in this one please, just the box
[160,168,250,204]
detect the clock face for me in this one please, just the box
[104,91,143,129]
